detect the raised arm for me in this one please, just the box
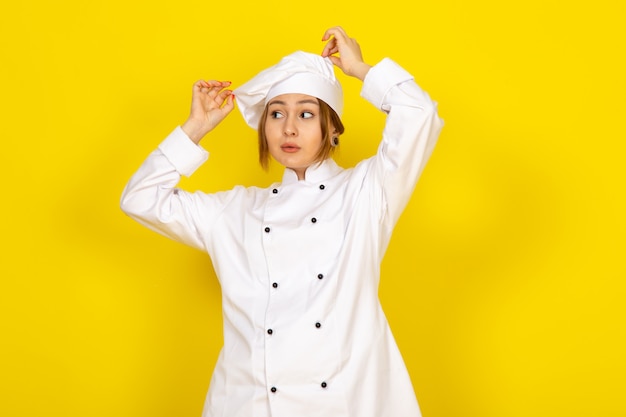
[120,79,235,250]
[323,26,443,228]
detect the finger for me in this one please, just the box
[321,38,336,57]
[192,80,207,93]
[322,29,353,58]
[222,93,236,113]
[193,80,214,95]
[204,83,232,100]
[198,80,231,92]
[207,80,231,88]
[327,55,342,69]
[322,45,340,59]
[217,89,232,101]
[321,26,346,41]
[214,89,233,107]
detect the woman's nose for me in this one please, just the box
[283,117,297,136]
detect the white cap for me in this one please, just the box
[233,51,343,129]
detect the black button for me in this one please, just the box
[315,322,321,328]
[321,381,327,388]
[319,184,325,190]
[264,227,271,233]
[271,386,277,393]
[272,188,278,194]
[267,329,273,335]
[272,282,278,288]
[317,274,324,280]
[311,217,317,223]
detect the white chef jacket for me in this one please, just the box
[121,58,443,417]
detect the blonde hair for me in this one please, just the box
[257,99,345,171]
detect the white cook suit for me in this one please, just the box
[121,58,443,417]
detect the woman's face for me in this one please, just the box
[264,93,325,180]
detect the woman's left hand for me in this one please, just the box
[321,26,372,81]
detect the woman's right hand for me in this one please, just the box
[181,80,235,144]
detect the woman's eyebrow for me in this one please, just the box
[268,99,319,107]
[297,99,319,106]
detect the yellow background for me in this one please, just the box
[1,1,624,416]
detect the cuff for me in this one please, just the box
[157,126,209,177]
[360,58,414,110]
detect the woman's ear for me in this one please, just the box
[331,128,339,147]
[328,122,340,147]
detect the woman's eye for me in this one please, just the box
[271,111,284,119]
[301,111,314,119]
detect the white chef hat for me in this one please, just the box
[233,51,343,129]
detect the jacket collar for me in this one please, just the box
[281,158,343,185]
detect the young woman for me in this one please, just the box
[121,26,443,417]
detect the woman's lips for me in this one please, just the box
[281,143,300,153]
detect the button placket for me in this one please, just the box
[265,181,340,402]
[265,184,291,404]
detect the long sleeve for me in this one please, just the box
[120,126,214,251]
[121,59,443,417]
[360,58,444,228]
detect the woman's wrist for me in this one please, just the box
[181,119,208,144]
[352,62,372,81]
